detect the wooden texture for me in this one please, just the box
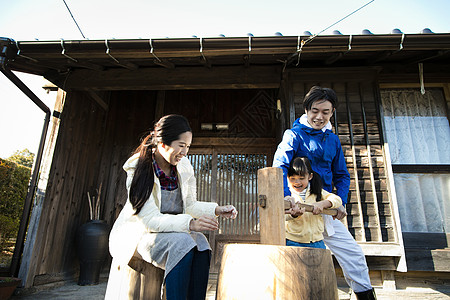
[257,167,285,245]
[216,244,338,300]
[63,66,282,90]
[284,200,338,216]
[104,256,165,300]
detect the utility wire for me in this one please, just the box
[283,0,375,70]
[62,0,87,39]
[304,0,375,46]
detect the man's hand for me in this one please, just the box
[334,205,347,220]
[189,216,219,232]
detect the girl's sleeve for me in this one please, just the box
[321,190,342,209]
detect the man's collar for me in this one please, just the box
[299,114,332,132]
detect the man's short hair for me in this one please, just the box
[303,86,338,111]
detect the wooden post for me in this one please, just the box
[257,167,285,245]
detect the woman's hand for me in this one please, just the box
[189,216,219,232]
[215,205,238,219]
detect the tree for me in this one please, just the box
[0,158,31,263]
[8,149,35,168]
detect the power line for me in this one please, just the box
[306,0,375,45]
[284,0,376,70]
[62,0,86,39]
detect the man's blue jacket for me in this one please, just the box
[272,118,351,205]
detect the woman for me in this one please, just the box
[109,114,237,300]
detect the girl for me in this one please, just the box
[108,114,237,300]
[285,156,341,249]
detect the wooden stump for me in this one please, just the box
[104,256,165,300]
[217,244,339,300]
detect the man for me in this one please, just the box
[273,86,376,300]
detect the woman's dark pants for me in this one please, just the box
[165,248,211,300]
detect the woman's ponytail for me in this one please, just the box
[129,134,155,214]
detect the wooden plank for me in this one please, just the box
[257,167,285,245]
[87,90,108,111]
[154,90,165,120]
[344,83,365,242]
[358,243,404,257]
[63,65,282,90]
[402,232,449,249]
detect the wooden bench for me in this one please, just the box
[105,253,165,300]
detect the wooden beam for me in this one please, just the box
[358,243,404,256]
[155,90,165,120]
[86,90,108,111]
[65,59,104,71]
[153,59,175,69]
[64,65,282,90]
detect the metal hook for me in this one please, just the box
[105,39,119,63]
[348,35,352,51]
[296,38,305,67]
[61,39,77,62]
[418,63,425,95]
[15,40,38,62]
[399,33,405,50]
[200,38,207,61]
[15,40,21,56]
[149,39,161,62]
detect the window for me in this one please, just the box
[381,88,450,233]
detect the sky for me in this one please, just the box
[0,0,449,159]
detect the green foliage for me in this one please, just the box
[0,158,31,250]
[7,149,35,168]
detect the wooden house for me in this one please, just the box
[0,32,449,291]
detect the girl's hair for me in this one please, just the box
[288,157,323,202]
[303,86,338,111]
[129,114,192,214]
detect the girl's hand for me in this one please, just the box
[288,205,305,218]
[312,203,324,215]
[189,216,219,232]
[215,205,238,219]
[312,200,332,215]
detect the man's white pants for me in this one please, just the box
[323,217,373,293]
